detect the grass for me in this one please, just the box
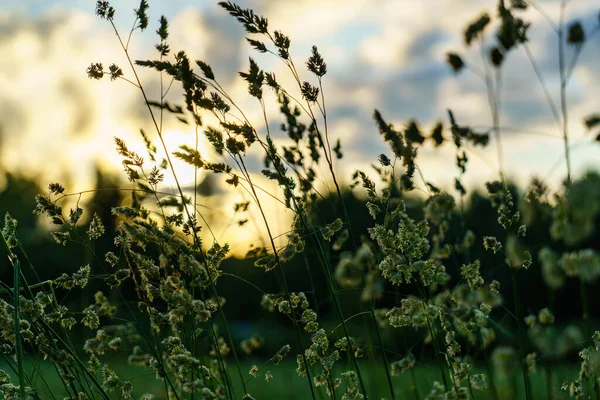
[1,1,600,399]
[0,359,583,400]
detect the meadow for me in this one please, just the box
[1,1,600,399]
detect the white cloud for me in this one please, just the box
[1,0,600,253]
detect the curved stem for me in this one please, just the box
[558,0,572,186]
[510,269,532,400]
[108,18,244,397]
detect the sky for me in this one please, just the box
[1,0,599,253]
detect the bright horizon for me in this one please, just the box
[1,0,599,253]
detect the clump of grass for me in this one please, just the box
[1,1,600,399]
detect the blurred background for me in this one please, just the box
[1,0,599,207]
[1,0,600,363]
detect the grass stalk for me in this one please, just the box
[11,2,600,399]
[13,257,26,399]
[107,19,246,397]
[580,281,590,340]
[545,362,553,400]
[227,120,318,399]
[302,223,368,397]
[557,0,572,186]
[479,328,500,400]
[479,37,504,180]
[510,269,532,400]
[410,366,420,400]
[206,72,366,398]
[1,231,25,398]
[306,70,395,398]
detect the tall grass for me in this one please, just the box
[1,1,600,399]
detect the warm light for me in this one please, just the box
[159,128,205,189]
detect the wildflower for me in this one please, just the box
[48,182,65,194]
[128,346,151,367]
[390,352,415,376]
[387,297,432,328]
[491,347,517,377]
[424,381,446,400]
[51,231,71,246]
[496,5,530,51]
[340,371,364,400]
[87,62,104,79]
[101,365,120,392]
[249,365,259,378]
[321,218,343,241]
[490,46,504,67]
[108,64,123,81]
[461,260,484,290]
[54,265,91,289]
[539,247,565,290]
[264,370,273,382]
[525,352,537,373]
[593,331,600,350]
[272,344,291,365]
[1,213,18,249]
[405,121,425,144]
[425,193,455,225]
[567,21,585,46]
[562,380,583,398]
[88,213,105,240]
[430,122,445,146]
[121,381,133,399]
[559,249,600,282]
[334,255,362,288]
[470,374,487,390]
[539,308,555,325]
[550,174,600,246]
[300,82,319,103]
[483,237,502,254]
[301,309,318,332]
[464,13,490,45]
[306,46,327,77]
[240,335,263,355]
[95,1,115,19]
[446,53,465,73]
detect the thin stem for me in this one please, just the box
[125,18,138,51]
[211,96,319,399]
[493,66,504,180]
[0,235,28,399]
[117,75,140,87]
[545,362,554,400]
[282,50,398,399]
[211,74,368,396]
[510,269,532,400]
[522,43,563,132]
[13,258,25,398]
[416,286,448,390]
[558,0,572,186]
[525,0,558,33]
[410,366,420,400]
[580,281,590,341]
[298,212,369,397]
[479,36,504,180]
[203,77,333,207]
[479,328,500,400]
[108,18,245,396]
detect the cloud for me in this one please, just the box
[286,0,600,190]
[1,0,600,253]
[0,10,109,185]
